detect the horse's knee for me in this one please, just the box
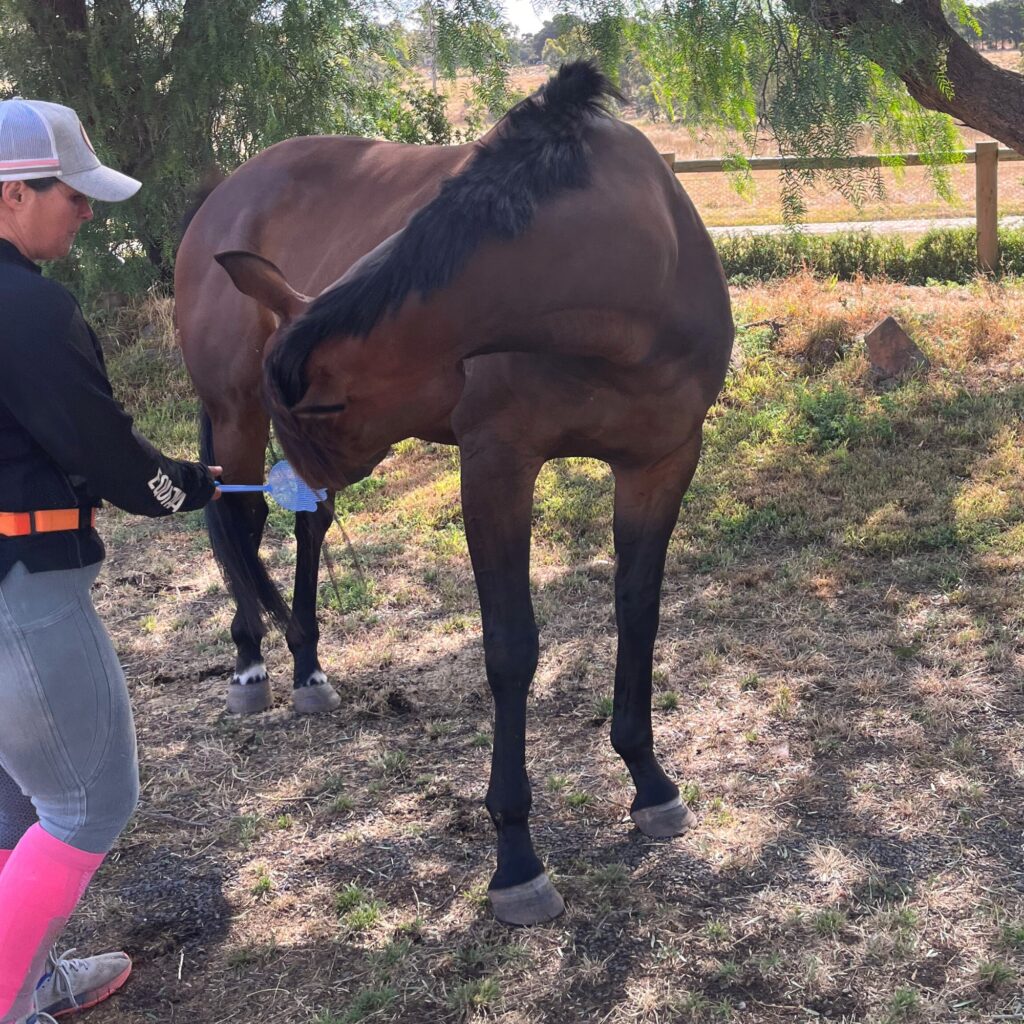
[483,623,539,690]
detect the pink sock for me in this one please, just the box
[0,851,10,873]
[0,824,104,1022]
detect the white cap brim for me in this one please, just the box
[62,163,141,202]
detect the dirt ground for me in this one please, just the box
[64,274,1024,1024]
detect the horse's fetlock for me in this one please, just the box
[610,725,653,763]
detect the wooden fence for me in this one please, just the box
[658,141,1023,272]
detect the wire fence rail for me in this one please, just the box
[657,142,1022,271]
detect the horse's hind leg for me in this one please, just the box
[610,436,703,838]
[287,498,342,714]
[460,441,564,926]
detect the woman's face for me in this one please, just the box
[2,180,93,261]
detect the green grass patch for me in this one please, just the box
[317,984,397,1023]
[250,866,273,897]
[448,977,501,1014]
[592,694,614,721]
[813,909,847,937]
[883,987,920,1022]
[657,690,680,710]
[977,959,1015,990]
[334,475,388,516]
[335,884,384,931]
[534,458,613,551]
[319,573,377,614]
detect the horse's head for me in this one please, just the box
[217,249,457,489]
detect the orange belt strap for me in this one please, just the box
[0,508,96,537]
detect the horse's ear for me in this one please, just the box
[215,250,311,324]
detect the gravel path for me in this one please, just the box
[708,214,1024,235]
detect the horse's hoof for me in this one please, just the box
[631,796,697,838]
[226,678,273,716]
[292,679,342,715]
[489,873,565,927]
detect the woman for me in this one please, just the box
[0,98,220,1024]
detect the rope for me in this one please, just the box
[267,432,366,609]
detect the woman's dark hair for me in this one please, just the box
[24,177,59,192]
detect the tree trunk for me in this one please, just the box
[17,0,90,99]
[793,0,1024,155]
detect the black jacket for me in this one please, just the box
[0,239,216,578]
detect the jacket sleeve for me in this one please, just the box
[0,296,217,517]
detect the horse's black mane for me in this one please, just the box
[268,60,621,408]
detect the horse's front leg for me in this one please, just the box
[286,496,342,714]
[611,436,703,838]
[461,442,564,926]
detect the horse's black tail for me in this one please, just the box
[179,167,226,243]
[502,58,623,145]
[200,410,292,636]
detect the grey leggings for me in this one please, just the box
[0,561,139,855]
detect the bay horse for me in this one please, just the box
[176,62,732,924]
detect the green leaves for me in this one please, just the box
[0,0,473,299]
[407,0,515,115]
[548,0,964,223]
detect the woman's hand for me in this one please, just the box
[207,465,223,500]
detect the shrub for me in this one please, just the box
[716,226,1024,285]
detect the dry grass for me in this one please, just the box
[64,275,1024,1023]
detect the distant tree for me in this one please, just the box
[524,14,585,61]
[977,0,1024,47]
[0,0,464,295]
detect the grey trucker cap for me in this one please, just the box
[0,98,141,201]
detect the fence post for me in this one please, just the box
[976,141,999,273]
[660,152,675,169]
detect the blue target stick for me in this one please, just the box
[217,460,328,513]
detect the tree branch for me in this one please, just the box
[791,0,1024,154]
[19,0,87,38]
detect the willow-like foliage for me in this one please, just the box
[553,0,967,221]
[0,0,461,294]
[407,0,516,112]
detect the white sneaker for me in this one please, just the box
[9,1006,57,1024]
[34,948,132,1018]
